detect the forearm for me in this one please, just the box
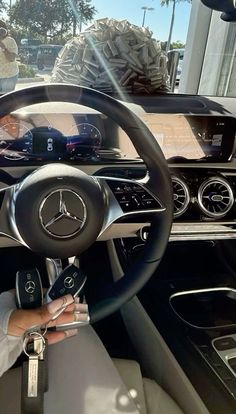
[0,292,22,377]
[0,41,17,62]
[3,49,17,62]
[0,333,23,377]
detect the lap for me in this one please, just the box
[0,326,139,414]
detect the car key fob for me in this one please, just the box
[16,268,43,309]
[46,264,87,302]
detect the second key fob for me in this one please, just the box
[46,264,86,302]
[16,268,43,309]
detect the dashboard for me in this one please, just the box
[1,93,236,246]
[0,111,235,166]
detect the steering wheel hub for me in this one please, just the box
[11,164,105,258]
[39,189,87,239]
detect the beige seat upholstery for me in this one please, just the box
[113,358,184,414]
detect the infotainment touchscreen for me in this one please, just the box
[140,115,235,161]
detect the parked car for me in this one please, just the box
[36,44,62,70]
[19,45,40,65]
[175,48,184,82]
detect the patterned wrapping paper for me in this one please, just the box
[51,18,169,94]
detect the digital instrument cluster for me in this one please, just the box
[0,116,103,164]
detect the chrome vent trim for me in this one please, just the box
[172,176,190,218]
[198,177,234,218]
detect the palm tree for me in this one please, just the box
[69,0,97,36]
[160,0,191,52]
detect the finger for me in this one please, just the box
[45,329,78,345]
[64,303,88,314]
[47,311,75,327]
[47,310,89,327]
[8,294,74,336]
[46,295,74,321]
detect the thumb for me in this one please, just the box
[8,295,74,337]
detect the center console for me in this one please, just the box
[169,287,236,399]
[114,237,236,413]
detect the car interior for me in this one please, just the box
[2,0,236,413]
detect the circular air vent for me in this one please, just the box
[172,177,190,218]
[198,177,234,218]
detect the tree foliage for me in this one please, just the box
[161,40,185,51]
[171,40,185,49]
[10,0,97,42]
[0,1,6,15]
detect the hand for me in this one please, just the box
[8,294,89,345]
[0,41,6,51]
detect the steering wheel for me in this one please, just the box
[0,84,173,323]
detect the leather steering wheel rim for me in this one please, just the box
[0,84,173,323]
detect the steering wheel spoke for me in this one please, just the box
[97,176,165,237]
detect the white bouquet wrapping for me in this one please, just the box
[51,18,169,94]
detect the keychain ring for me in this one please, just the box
[23,331,46,357]
[41,324,48,337]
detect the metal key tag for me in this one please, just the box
[23,331,45,398]
[28,354,39,398]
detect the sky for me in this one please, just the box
[88,0,192,43]
[5,0,192,44]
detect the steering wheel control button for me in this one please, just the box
[214,337,236,351]
[46,265,87,302]
[16,269,43,309]
[107,180,162,212]
[39,189,86,239]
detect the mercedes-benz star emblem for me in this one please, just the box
[25,280,36,294]
[39,189,87,239]
[64,276,75,289]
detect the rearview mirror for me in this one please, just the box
[201,0,236,21]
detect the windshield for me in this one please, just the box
[0,0,235,98]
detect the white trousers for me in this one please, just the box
[0,326,139,414]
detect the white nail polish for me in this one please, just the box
[65,329,78,338]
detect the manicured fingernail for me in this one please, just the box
[65,329,78,338]
[75,303,88,313]
[74,312,90,322]
[47,295,74,315]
